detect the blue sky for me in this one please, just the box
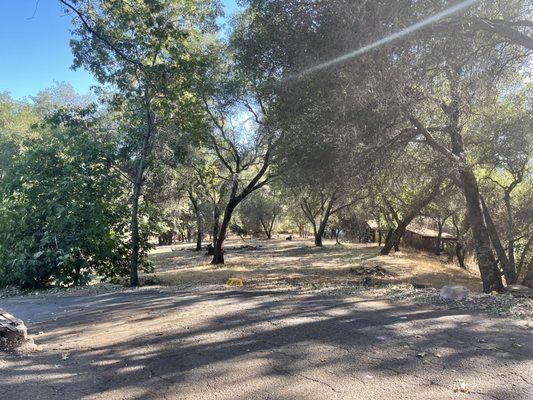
[0,0,239,100]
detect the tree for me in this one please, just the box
[239,188,282,239]
[61,0,220,285]
[198,22,281,264]
[381,1,530,292]
[0,109,134,288]
[201,95,276,263]
[475,88,532,283]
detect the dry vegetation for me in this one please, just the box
[144,239,533,319]
[146,238,483,291]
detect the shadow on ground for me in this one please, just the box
[1,287,531,400]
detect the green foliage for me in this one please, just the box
[0,109,148,288]
[238,188,282,237]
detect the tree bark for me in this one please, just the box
[211,150,272,264]
[435,220,443,255]
[189,191,203,252]
[504,190,517,272]
[129,88,155,287]
[259,215,276,239]
[196,228,202,251]
[481,197,516,284]
[211,200,235,264]
[381,219,408,255]
[212,205,220,247]
[410,95,504,292]
[460,169,503,292]
[455,242,466,269]
[443,83,503,292]
[472,19,533,51]
[314,220,328,247]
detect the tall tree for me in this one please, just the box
[61,0,220,285]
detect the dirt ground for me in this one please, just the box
[1,239,531,400]
[147,238,484,292]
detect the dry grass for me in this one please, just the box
[146,238,483,292]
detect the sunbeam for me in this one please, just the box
[288,0,480,80]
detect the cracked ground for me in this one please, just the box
[1,287,531,400]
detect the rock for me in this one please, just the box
[0,308,28,349]
[522,270,533,289]
[439,285,469,301]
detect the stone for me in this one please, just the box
[0,308,28,349]
[439,285,469,301]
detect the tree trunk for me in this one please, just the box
[129,88,154,288]
[196,227,202,251]
[394,236,400,252]
[436,220,443,255]
[460,169,503,292]
[130,179,142,287]
[445,89,503,292]
[211,200,236,265]
[481,197,516,284]
[211,240,224,264]
[334,229,341,244]
[312,222,321,246]
[503,191,516,272]
[314,214,331,247]
[260,217,275,239]
[212,206,220,247]
[455,242,466,269]
[382,220,409,255]
[314,230,323,247]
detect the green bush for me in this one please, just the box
[0,110,147,288]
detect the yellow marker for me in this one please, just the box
[227,278,244,287]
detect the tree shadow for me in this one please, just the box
[1,288,531,399]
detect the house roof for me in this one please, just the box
[406,225,457,240]
[366,220,379,229]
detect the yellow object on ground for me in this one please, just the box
[227,278,244,287]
